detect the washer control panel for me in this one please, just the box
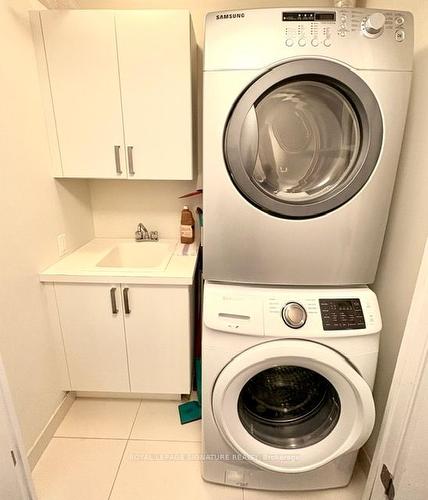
[319,299,366,331]
[204,283,382,337]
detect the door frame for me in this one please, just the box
[363,236,428,499]
[0,354,37,499]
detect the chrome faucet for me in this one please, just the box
[135,222,159,242]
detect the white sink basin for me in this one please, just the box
[96,240,176,270]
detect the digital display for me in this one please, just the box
[282,12,336,22]
[336,300,353,311]
[316,13,336,21]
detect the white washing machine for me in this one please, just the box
[202,282,381,491]
[203,7,413,285]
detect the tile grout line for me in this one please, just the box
[53,436,129,441]
[127,399,143,441]
[126,437,202,443]
[107,399,143,500]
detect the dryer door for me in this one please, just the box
[212,339,375,473]
[224,59,383,218]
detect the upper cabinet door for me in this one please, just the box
[39,11,126,178]
[115,11,194,180]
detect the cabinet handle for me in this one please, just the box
[123,287,131,314]
[110,287,118,314]
[114,145,122,175]
[127,146,135,175]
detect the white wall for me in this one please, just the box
[364,0,428,459]
[90,180,197,238]
[0,0,94,451]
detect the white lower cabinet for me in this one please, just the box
[53,282,193,394]
[123,285,193,394]
[54,283,130,392]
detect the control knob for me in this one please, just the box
[282,302,307,329]
[363,13,386,36]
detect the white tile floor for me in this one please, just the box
[32,398,366,500]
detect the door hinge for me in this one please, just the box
[381,464,395,500]
[10,449,17,467]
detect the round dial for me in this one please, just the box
[363,13,386,36]
[282,302,307,329]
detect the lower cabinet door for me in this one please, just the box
[122,285,192,394]
[54,283,130,392]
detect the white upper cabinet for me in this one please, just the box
[31,10,194,180]
[116,11,193,180]
[38,11,126,178]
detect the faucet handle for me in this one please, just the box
[150,231,159,241]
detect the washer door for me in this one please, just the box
[212,339,375,473]
[224,59,383,218]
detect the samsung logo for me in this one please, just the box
[216,13,245,20]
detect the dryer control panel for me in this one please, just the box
[281,9,406,48]
[204,7,413,72]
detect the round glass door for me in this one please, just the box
[224,60,383,218]
[211,339,376,473]
[238,365,340,449]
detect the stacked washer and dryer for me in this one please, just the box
[202,7,413,492]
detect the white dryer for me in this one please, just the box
[203,7,413,285]
[202,282,381,491]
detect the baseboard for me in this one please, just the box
[27,391,76,470]
[75,391,182,400]
[358,446,372,477]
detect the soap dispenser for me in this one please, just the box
[180,206,195,244]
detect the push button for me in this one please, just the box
[395,30,405,42]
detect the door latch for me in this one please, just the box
[380,464,395,500]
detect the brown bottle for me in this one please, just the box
[180,206,195,244]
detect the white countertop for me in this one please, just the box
[40,238,199,285]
